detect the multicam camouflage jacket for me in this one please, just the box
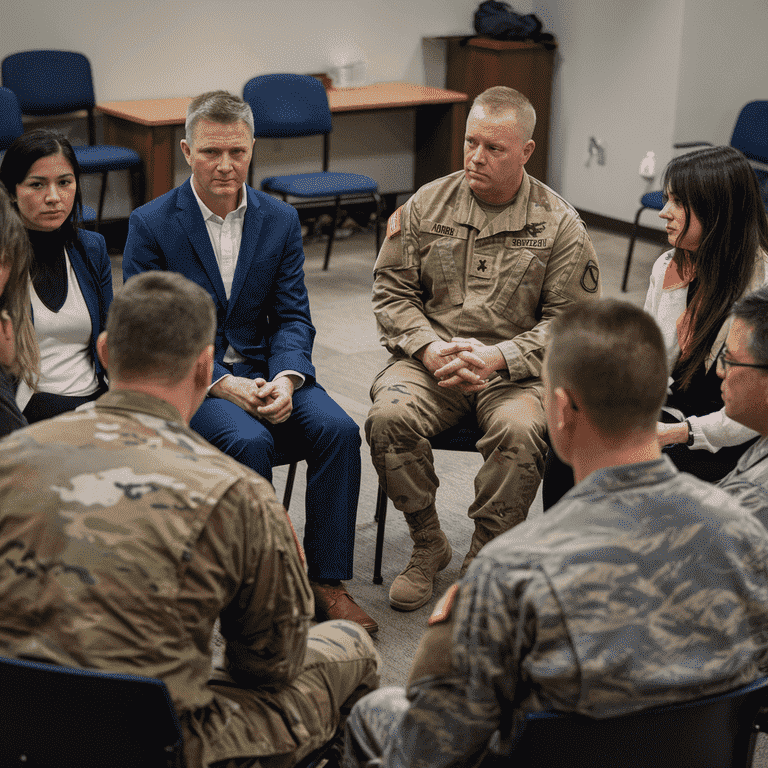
[385,456,768,768]
[0,390,314,767]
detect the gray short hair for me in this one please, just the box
[472,86,536,142]
[731,285,768,366]
[106,272,216,383]
[185,90,254,145]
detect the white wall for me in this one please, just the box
[3,0,766,227]
[535,0,768,230]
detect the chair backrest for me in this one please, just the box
[2,50,96,116]
[244,74,333,139]
[731,100,768,166]
[0,86,24,151]
[0,655,185,768]
[485,677,768,768]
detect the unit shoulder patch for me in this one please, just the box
[387,206,403,239]
[429,583,459,626]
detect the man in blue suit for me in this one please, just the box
[123,91,376,633]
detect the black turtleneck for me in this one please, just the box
[26,228,68,313]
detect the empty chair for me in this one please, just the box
[243,73,383,270]
[0,655,184,768]
[2,50,144,230]
[622,100,768,292]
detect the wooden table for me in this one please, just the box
[98,82,467,203]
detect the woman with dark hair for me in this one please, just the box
[0,129,112,422]
[543,145,768,509]
[0,183,40,435]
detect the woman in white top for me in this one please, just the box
[0,130,112,422]
[543,145,768,508]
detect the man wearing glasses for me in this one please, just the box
[716,285,768,522]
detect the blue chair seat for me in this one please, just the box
[640,189,664,210]
[2,50,145,230]
[263,171,379,198]
[244,73,383,270]
[73,144,142,174]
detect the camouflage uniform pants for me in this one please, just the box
[366,358,548,541]
[201,621,381,768]
[342,686,408,767]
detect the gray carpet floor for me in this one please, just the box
[114,219,768,763]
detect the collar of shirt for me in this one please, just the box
[456,171,531,236]
[190,182,248,301]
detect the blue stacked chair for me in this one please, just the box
[2,50,144,230]
[244,73,383,270]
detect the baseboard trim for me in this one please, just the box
[577,209,668,246]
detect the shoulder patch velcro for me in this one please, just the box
[429,582,459,626]
[387,206,403,239]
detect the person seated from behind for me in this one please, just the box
[0,182,39,436]
[342,299,768,768]
[716,285,768,522]
[0,271,379,768]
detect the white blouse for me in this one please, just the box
[16,249,99,410]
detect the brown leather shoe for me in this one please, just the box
[310,581,378,634]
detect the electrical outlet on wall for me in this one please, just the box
[586,137,606,166]
[639,151,656,180]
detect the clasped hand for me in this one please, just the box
[419,337,504,393]
[210,375,294,424]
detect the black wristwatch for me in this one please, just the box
[685,419,694,446]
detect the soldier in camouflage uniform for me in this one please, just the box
[344,300,768,768]
[716,285,768,525]
[0,272,379,768]
[367,86,600,611]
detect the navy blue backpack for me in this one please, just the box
[473,1,554,46]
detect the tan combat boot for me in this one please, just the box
[389,510,452,611]
[459,520,501,577]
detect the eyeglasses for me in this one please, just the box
[716,347,768,373]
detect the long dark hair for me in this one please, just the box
[0,129,84,245]
[0,183,40,387]
[663,146,768,390]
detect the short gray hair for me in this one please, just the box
[731,285,768,366]
[106,272,216,384]
[472,86,536,142]
[185,90,254,145]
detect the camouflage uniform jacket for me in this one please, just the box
[373,170,600,382]
[390,456,768,768]
[0,390,314,766]
[720,435,768,529]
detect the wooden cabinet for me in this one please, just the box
[432,36,557,184]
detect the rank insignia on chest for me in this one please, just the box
[470,254,495,279]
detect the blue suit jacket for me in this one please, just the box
[122,180,316,385]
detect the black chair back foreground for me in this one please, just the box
[0,655,185,768]
[480,676,768,768]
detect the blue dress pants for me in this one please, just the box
[191,381,361,580]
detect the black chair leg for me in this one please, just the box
[323,197,342,271]
[622,204,647,292]
[373,485,388,584]
[283,462,298,510]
